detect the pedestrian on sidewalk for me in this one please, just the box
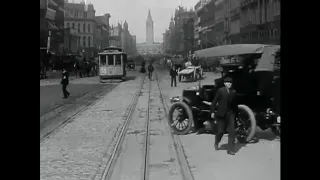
[148,63,154,80]
[210,77,237,155]
[61,68,70,99]
[170,65,178,87]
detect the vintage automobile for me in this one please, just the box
[168,44,281,143]
[178,66,204,82]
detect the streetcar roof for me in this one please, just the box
[98,51,126,55]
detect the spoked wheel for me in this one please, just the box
[168,102,194,135]
[236,105,256,143]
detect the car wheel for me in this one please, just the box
[168,102,194,135]
[236,104,256,143]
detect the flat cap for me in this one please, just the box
[224,77,233,83]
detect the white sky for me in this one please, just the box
[74,0,198,43]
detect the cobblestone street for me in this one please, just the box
[40,73,143,180]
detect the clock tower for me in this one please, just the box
[146,10,154,45]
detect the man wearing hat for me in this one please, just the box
[61,67,70,99]
[210,77,237,155]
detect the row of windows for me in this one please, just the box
[241,0,280,27]
[65,22,91,33]
[76,36,92,47]
[64,9,88,19]
[109,40,120,47]
[99,54,123,66]
[242,28,280,40]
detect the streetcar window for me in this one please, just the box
[108,55,114,65]
[100,55,106,65]
[115,54,121,65]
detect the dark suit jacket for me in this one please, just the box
[210,86,237,117]
[61,71,69,85]
[170,69,177,77]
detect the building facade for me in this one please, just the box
[227,0,241,44]
[136,43,163,55]
[95,13,111,50]
[196,0,216,49]
[239,0,280,45]
[173,6,195,54]
[109,24,122,47]
[162,17,175,54]
[109,22,137,55]
[64,1,96,57]
[40,0,64,53]
[64,27,79,53]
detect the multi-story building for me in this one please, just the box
[163,29,170,54]
[226,0,241,44]
[109,23,122,47]
[214,0,226,45]
[95,13,111,49]
[239,0,280,44]
[40,0,64,53]
[196,0,216,49]
[64,1,96,57]
[183,18,195,53]
[122,21,137,55]
[173,6,195,54]
[194,1,201,49]
[64,28,79,53]
[162,16,176,54]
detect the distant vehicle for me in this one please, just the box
[98,46,127,82]
[178,66,203,82]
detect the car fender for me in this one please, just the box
[182,97,192,105]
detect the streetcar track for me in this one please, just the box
[99,68,193,180]
[154,69,195,180]
[40,88,110,145]
[142,78,151,180]
[99,75,152,180]
[99,75,148,180]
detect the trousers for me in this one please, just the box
[214,111,236,151]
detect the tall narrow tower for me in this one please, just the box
[146,10,154,45]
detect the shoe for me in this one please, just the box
[197,128,206,134]
[214,144,219,150]
[227,151,235,155]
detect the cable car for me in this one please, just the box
[98,46,127,82]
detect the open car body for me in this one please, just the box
[178,66,201,75]
[177,66,203,82]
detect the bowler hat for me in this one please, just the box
[224,77,233,83]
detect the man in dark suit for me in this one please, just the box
[61,68,70,99]
[170,66,178,87]
[148,63,154,80]
[211,77,237,155]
